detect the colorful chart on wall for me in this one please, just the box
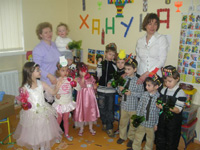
[88,49,96,64]
[178,13,200,84]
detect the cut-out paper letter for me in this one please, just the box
[92,19,100,35]
[157,9,170,29]
[105,17,115,34]
[80,14,89,29]
[121,17,134,37]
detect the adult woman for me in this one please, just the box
[136,13,169,84]
[33,22,61,86]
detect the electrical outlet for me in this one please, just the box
[189,5,195,11]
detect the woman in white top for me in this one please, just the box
[136,13,169,84]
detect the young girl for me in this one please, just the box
[55,22,73,66]
[52,58,81,141]
[74,62,100,136]
[156,65,186,150]
[13,62,63,150]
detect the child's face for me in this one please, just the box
[32,67,41,79]
[79,70,87,77]
[164,76,179,89]
[117,59,125,70]
[105,51,115,61]
[59,67,68,77]
[57,26,68,38]
[146,81,158,94]
[125,66,136,77]
[98,57,103,62]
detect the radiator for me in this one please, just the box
[0,70,19,96]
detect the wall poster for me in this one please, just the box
[178,13,200,84]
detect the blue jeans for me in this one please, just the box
[97,92,115,130]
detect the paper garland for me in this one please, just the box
[143,0,148,12]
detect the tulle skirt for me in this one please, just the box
[13,107,63,149]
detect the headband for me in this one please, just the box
[162,67,176,77]
[59,56,68,67]
[149,68,161,85]
[118,49,126,60]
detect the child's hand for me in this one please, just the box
[93,84,98,90]
[170,107,180,114]
[56,94,61,99]
[119,86,124,91]
[125,90,131,96]
[66,45,69,49]
[156,104,163,109]
[154,125,157,131]
[107,82,111,87]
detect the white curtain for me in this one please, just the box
[0,0,24,53]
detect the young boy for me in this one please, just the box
[129,74,161,150]
[117,59,144,147]
[97,43,117,137]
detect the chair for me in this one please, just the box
[0,117,11,143]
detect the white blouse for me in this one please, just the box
[136,32,169,77]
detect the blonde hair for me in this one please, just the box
[36,22,52,40]
[56,22,69,35]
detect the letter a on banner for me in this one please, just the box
[92,19,100,35]
[157,9,170,29]
[105,17,115,34]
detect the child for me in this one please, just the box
[74,62,100,136]
[13,62,63,150]
[97,43,117,137]
[52,57,81,141]
[117,59,144,148]
[112,50,126,135]
[156,65,186,150]
[55,22,73,66]
[130,73,161,150]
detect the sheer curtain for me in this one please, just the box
[0,0,24,53]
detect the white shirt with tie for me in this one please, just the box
[136,32,169,77]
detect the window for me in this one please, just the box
[0,0,24,55]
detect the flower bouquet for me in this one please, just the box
[131,114,145,128]
[111,71,126,88]
[16,88,32,110]
[68,69,78,87]
[68,40,82,50]
[157,97,174,120]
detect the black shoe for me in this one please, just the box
[127,148,133,150]
[117,138,125,144]
[127,140,133,147]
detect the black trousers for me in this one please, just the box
[97,92,115,130]
[155,113,182,150]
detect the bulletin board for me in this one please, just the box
[178,13,200,84]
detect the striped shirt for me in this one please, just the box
[137,91,160,128]
[118,75,144,112]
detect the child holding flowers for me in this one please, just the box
[13,62,63,150]
[156,65,186,150]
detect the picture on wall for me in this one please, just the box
[88,49,96,64]
[96,50,104,64]
[178,13,200,84]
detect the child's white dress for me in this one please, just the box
[13,80,63,150]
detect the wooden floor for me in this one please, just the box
[0,108,200,150]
